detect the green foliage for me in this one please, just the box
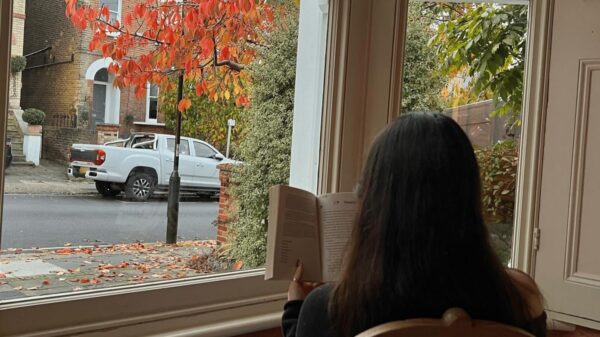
[22,108,46,125]
[226,13,299,267]
[162,83,245,153]
[429,4,528,121]
[475,140,519,265]
[10,55,27,74]
[402,3,447,112]
[124,114,135,123]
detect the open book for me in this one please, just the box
[265,185,358,282]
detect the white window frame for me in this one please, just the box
[0,0,555,335]
[146,82,159,124]
[100,0,122,37]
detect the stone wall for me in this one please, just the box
[42,126,96,163]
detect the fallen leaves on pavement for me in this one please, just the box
[0,240,246,298]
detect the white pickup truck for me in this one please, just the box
[68,133,234,201]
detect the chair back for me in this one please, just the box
[355,308,534,337]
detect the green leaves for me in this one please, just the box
[162,81,245,154]
[428,3,528,120]
[475,140,519,264]
[225,11,299,267]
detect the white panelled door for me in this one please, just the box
[534,0,600,325]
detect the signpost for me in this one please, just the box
[226,118,236,158]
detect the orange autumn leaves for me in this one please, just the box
[65,0,274,110]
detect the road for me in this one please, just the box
[1,194,218,249]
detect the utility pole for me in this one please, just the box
[166,3,185,244]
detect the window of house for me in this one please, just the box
[100,0,120,24]
[146,83,159,123]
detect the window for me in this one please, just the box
[0,0,554,335]
[400,0,530,266]
[100,0,120,24]
[193,141,216,158]
[166,138,190,155]
[146,83,159,123]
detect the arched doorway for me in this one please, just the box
[86,59,120,129]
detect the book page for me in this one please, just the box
[317,193,358,282]
[265,185,322,282]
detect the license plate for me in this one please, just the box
[79,167,89,175]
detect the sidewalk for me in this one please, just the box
[4,159,96,195]
[0,240,238,300]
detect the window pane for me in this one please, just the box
[94,68,109,82]
[166,138,190,155]
[100,0,118,12]
[193,142,215,158]
[401,0,529,265]
[149,84,159,98]
[1,0,326,302]
[149,99,158,120]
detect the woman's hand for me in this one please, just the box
[288,261,323,301]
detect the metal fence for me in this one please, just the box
[46,115,77,128]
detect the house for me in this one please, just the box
[0,0,599,337]
[5,0,28,164]
[20,0,169,162]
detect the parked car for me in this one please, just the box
[5,137,12,168]
[67,133,235,201]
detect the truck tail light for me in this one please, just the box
[95,149,106,165]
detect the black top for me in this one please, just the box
[282,284,547,337]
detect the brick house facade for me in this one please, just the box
[20,0,170,162]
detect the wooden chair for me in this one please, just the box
[355,308,534,337]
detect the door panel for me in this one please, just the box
[190,141,220,188]
[163,139,194,186]
[534,0,600,323]
[92,83,107,129]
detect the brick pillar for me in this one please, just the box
[217,163,235,245]
[96,123,120,144]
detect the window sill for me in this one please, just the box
[0,269,288,337]
[134,121,166,126]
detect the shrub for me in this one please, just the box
[22,108,46,125]
[225,12,299,267]
[475,140,519,264]
[10,55,27,74]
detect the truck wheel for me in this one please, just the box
[95,181,120,198]
[125,172,155,201]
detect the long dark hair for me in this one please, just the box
[330,112,531,336]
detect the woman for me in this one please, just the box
[282,112,545,337]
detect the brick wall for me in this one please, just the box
[42,126,96,163]
[217,163,236,245]
[21,0,84,123]
[21,0,161,135]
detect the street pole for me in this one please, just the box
[166,73,183,244]
[166,4,185,244]
[226,118,235,158]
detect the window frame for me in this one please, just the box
[100,0,122,25]
[146,82,159,124]
[193,141,217,159]
[0,0,554,335]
